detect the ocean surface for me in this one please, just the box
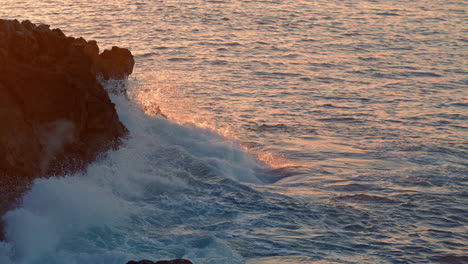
[1,0,467,263]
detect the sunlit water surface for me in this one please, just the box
[1,1,467,263]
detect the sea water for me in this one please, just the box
[0,0,467,263]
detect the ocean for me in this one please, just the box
[0,0,467,263]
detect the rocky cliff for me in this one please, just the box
[0,19,134,238]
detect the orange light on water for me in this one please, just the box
[131,73,300,171]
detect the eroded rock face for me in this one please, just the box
[0,19,134,238]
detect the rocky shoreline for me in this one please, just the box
[0,19,193,264]
[0,20,135,238]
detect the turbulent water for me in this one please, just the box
[1,0,467,263]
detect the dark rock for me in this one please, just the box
[127,260,193,264]
[0,19,134,239]
[97,46,135,80]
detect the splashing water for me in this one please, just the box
[1,0,467,263]
[1,80,274,264]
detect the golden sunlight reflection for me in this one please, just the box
[131,71,235,138]
[131,71,298,170]
[250,150,298,169]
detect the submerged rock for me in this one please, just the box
[0,19,134,238]
[127,260,193,264]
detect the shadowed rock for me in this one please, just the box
[0,19,134,239]
[97,46,135,80]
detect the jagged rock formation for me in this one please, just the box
[0,19,134,239]
[127,259,193,264]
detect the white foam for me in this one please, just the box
[0,81,266,263]
[3,176,128,263]
[0,241,13,264]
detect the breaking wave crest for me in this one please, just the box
[0,80,275,264]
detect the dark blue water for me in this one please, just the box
[1,0,467,263]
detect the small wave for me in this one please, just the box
[309,62,336,67]
[253,71,302,77]
[341,32,361,37]
[447,102,468,107]
[167,57,194,62]
[316,77,345,83]
[224,42,241,46]
[208,60,228,65]
[136,52,157,58]
[358,56,379,61]
[299,38,316,42]
[322,96,370,102]
[334,194,398,204]
[257,124,289,131]
[318,103,351,109]
[402,71,442,77]
[429,255,468,264]
[197,41,241,46]
[317,117,359,123]
[375,12,400,16]
[327,183,383,192]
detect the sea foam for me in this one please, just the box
[0,81,263,264]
